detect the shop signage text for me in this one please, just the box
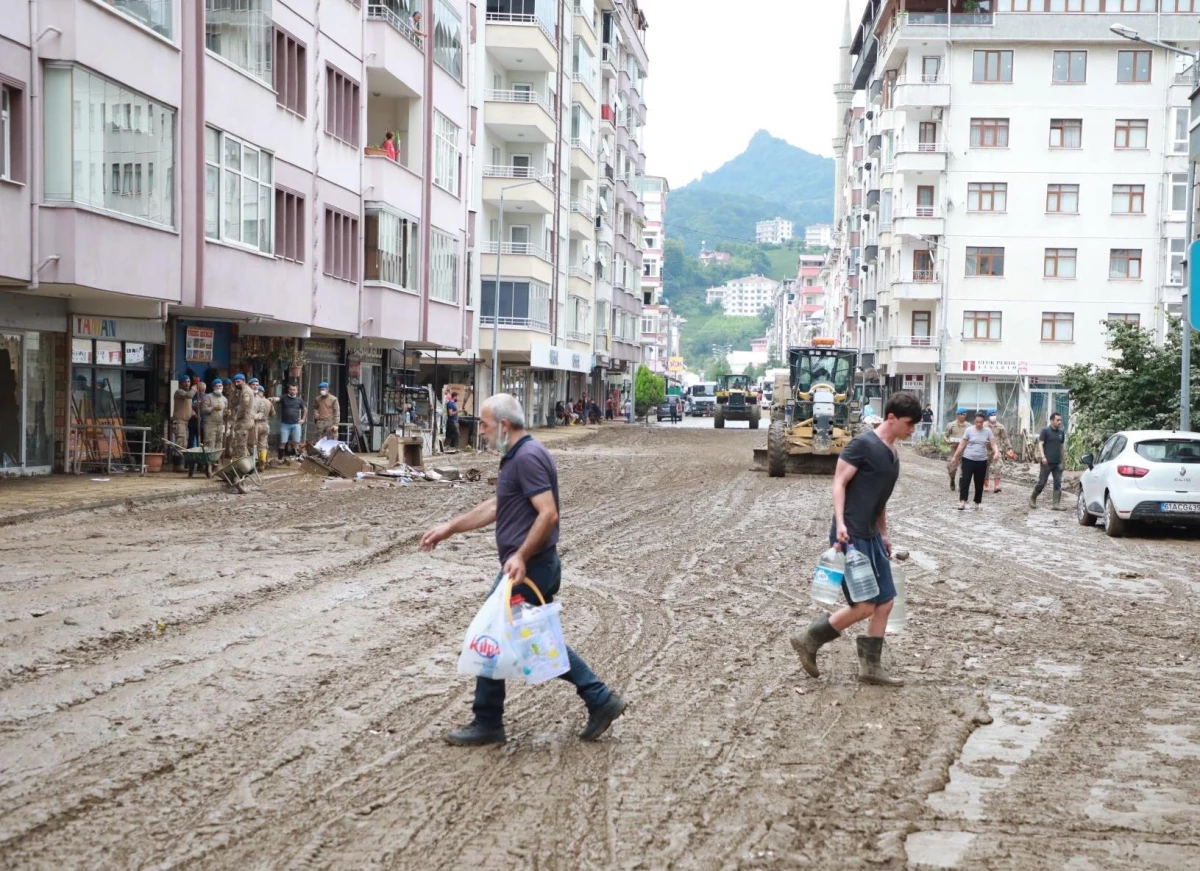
[960,359,1028,376]
[668,356,684,373]
[72,315,166,344]
[531,343,593,374]
[902,374,925,391]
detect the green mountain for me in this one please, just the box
[665,131,835,255]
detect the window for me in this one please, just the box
[323,207,359,281]
[965,247,1005,277]
[274,188,304,262]
[1052,50,1086,83]
[1118,50,1152,83]
[203,126,273,252]
[205,0,272,84]
[1114,119,1148,149]
[430,229,460,303]
[1168,1,1199,11]
[912,311,931,338]
[1109,248,1142,279]
[433,112,460,194]
[644,234,658,248]
[434,0,464,81]
[963,311,1002,341]
[973,50,1013,83]
[1046,183,1079,213]
[43,66,175,226]
[103,0,172,38]
[0,84,14,181]
[1041,312,1074,342]
[481,280,551,329]
[365,208,418,289]
[1170,237,1186,283]
[1049,119,1082,148]
[325,65,359,145]
[1175,108,1190,154]
[274,29,306,116]
[1111,184,1145,214]
[1172,173,1188,211]
[968,182,1007,212]
[1108,313,1141,326]
[1044,248,1077,278]
[970,117,1009,148]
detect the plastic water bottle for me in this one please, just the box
[811,544,845,605]
[510,593,528,623]
[844,544,880,603]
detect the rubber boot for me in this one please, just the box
[790,615,841,678]
[1051,490,1066,511]
[856,636,904,687]
[1029,489,1038,509]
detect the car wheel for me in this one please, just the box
[1077,489,1097,527]
[1105,494,1127,538]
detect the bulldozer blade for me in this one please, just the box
[752,448,838,475]
[752,448,769,469]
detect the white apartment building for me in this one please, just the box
[706,274,779,317]
[638,175,670,372]
[832,0,1196,434]
[756,217,794,245]
[805,224,834,248]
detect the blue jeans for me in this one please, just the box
[828,526,897,606]
[472,549,612,728]
[279,422,302,445]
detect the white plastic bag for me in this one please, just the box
[508,599,570,685]
[457,580,523,680]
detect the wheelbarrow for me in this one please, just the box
[164,441,224,478]
[214,455,263,495]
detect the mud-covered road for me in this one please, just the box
[3,424,1199,870]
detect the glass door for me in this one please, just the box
[24,333,54,468]
[0,333,22,469]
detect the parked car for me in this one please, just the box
[1078,430,1200,537]
[654,397,681,421]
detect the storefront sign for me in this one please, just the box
[185,327,215,362]
[531,343,593,373]
[72,315,165,344]
[960,359,1028,376]
[902,374,925,391]
[668,356,684,373]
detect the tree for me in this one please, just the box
[634,364,665,418]
[707,356,732,380]
[758,305,774,334]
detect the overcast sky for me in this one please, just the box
[641,0,851,188]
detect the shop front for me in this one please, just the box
[173,319,236,385]
[301,338,346,439]
[1,330,62,475]
[347,342,386,451]
[531,343,594,428]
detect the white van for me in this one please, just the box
[689,382,717,416]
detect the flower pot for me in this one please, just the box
[364,146,388,157]
[145,452,165,473]
[288,366,302,377]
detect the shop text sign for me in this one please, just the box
[668,356,684,373]
[73,316,120,338]
[960,359,1028,376]
[185,327,214,362]
[902,374,925,391]
[531,343,593,373]
[72,315,165,344]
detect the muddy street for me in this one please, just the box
[2,425,1199,870]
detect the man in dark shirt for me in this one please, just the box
[421,393,626,746]
[791,392,923,687]
[272,383,306,459]
[1030,411,1067,510]
[445,391,459,449]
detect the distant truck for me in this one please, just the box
[688,382,717,417]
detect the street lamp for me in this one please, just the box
[490,176,551,397]
[1112,22,1196,431]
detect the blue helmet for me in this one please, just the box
[233,373,246,382]
[319,381,329,389]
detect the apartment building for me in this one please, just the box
[805,223,834,248]
[706,274,779,318]
[637,174,671,373]
[776,254,826,351]
[755,216,794,245]
[830,0,1196,434]
[0,0,474,473]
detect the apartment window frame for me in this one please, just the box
[430,228,460,304]
[1044,247,1077,279]
[274,187,305,263]
[323,206,359,282]
[1111,184,1145,215]
[204,125,274,254]
[1046,183,1079,214]
[1114,119,1148,150]
[433,111,461,195]
[480,279,551,329]
[365,207,418,290]
[1052,50,1086,84]
[1049,118,1082,149]
[970,117,1009,148]
[274,28,307,117]
[1171,173,1188,212]
[967,182,1007,213]
[433,0,465,82]
[1041,312,1074,343]
[965,246,1005,277]
[972,50,1013,83]
[963,310,1003,341]
[1109,248,1143,280]
[204,0,273,85]
[325,64,360,146]
[0,82,15,182]
[1170,237,1186,283]
[1107,313,1141,326]
[101,0,174,39]
[1118,50,1152,83]
[912,310,932,338]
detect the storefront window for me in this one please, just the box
[0,334,21,468]
[24,333,55,467]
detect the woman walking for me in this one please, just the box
[952,412,1000,511]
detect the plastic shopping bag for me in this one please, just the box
[457,579,523,680]
[506,594,570,686]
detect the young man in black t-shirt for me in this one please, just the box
[791,392,923,687]
[1029,412,1066,510]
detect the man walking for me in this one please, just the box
[1030,411,1067,510]
[445,391,460,449]
[669,395,680,424]
[420,393,627,746]
[273,383,306,459]
[790,391,922,687]
[985,411,1015,493]
[944,408,970,492]
[313,381,340,441]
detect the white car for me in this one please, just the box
[1078,430,1200,537]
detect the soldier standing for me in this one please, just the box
[985,411,1015,493]
[253,384,273,470]
[313,380,340,441]
[200,380,228,453]
[224,376,242,458]
[231,375,257,459]
[944,409,970,492]
[170,376,194,470]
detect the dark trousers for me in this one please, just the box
[446,421,458,449]
[1033,462,1063,495]
[473,549,611,728]
[960,457,988,504]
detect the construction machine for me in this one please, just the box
[714,374,760,429]
[754,340,860,475]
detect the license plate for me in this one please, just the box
[1161,502,1200,513]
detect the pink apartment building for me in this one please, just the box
[0,0,474,473]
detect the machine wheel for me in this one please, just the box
[749,413,759,430]
[1076,490,1096,526]
[714,409,725,429]
[767,421,787,478]
[1104,494,1127,537]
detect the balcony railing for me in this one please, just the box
[367,4,424,50]
[480,241,553,262]
[570,137,596,159]
[906,11,994,26]
[896,73,947,85]
[897,141,946,153]
[485,88,553,116]
[571,72,597,97]
[897,206,941,219]
[570,199,595,218]
[480,315,551,331]
[600,104,616,124]
[566,329,591,342]
[485,11,555,44]
[890,335,940,348]
[573,3,596,34]
[568,266,593,281]
[482,165,553,189]
[909,269,938,282]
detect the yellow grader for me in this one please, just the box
[714,374,760,429]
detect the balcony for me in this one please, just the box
[568,266,593,284]
[365,4,425,95]
[864,244,878,263]
[600,103,616,128]
[892,272,942,301]
[862,298,877,316]
[892,208,945,238]
[571,72,597,106]
[485,11,557,71]
[892,75,951,110]
[481,166,555,214]
[888,334,939,363]
[569,200,594,237]
[868,133,881,155]
[601,44,617,75]
[484,90,556,143]
[865,188,880,210]
[366,4,423,50]
[364,153,423,217]
[570,138,597,176]
[894,142,947,174]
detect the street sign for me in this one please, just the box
[1189,239,1200,328]
[667,356,684,373]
